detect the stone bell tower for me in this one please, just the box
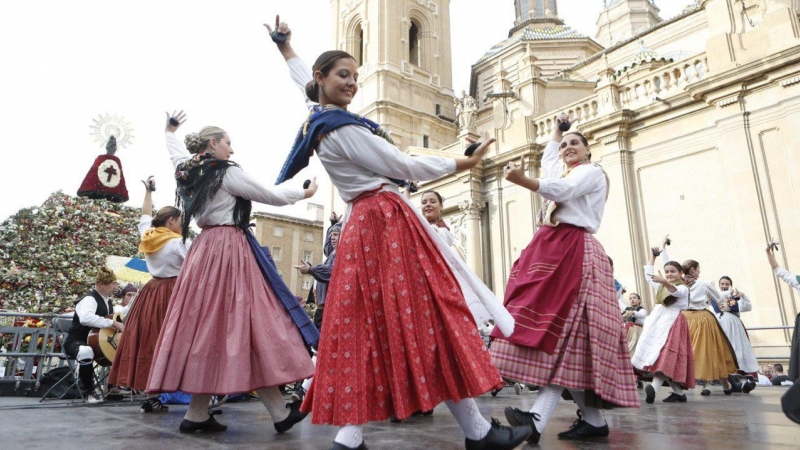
[330,0,458,152]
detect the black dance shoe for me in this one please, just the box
[557,410,609,441]
[274,400,308,433]
[742,380,756,394]
[662,393,687,403]
[645,385,656,404]
[389,415,403,423]
[503,406,541,444]
[329,442,368,450]
[179,411,227,433]
[465,418,533,450]
[700,389,711,396]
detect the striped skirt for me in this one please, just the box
[490,231,639,408]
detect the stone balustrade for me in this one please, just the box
[618,54,709,108]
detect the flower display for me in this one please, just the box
[0,191,141,315]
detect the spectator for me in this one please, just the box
[772,364,790,385]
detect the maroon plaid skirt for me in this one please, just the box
[490,231,639,408]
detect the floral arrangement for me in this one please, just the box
[0,191,141,315]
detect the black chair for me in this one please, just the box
[39,317,86,403]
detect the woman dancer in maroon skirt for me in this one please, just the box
[146,112,318,434]
[490,114,639,444]
[108,177,188,413]
[269,18,529,449]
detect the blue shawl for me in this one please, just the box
[276,106,404,186]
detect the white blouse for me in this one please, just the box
[433,225,455,247]
[775,267,800,293]
[644,265,690,311]
[538,141,607,234]
[165,132,305,227]
[284,57,456,202]
[137,214,191,278]
[686,280,723,311]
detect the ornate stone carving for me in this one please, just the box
[447,213,468,259]
[454,90,477,132]
[459,198,485,219]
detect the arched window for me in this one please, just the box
[409,22,420,66]
[352,22,364,67]
[359,28,365,65]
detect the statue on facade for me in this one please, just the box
[454,90,477,132]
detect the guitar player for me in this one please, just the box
[63,268,124,403]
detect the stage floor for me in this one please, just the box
[1,384,797,449]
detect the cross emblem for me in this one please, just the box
[104,165,118,182]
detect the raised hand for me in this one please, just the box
[304,176,319,199]
[504,155,527,186]
[652,270,668,284]
[141,176,156,192]
[264,15,292,45]
[166,110,186,133]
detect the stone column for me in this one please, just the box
[459,199,485,278]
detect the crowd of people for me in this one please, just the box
[58,14,798,450]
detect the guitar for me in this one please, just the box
[88,313,124,367]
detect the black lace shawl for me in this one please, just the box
[174,155,251,241]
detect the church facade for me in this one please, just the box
[327,0,800,359]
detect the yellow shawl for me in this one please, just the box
[139,227,182,255]
[655,280,684,306]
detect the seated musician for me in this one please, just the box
[63,268,124,403]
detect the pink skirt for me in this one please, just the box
[642,313,696,388]
[146,226,314,395]
[301,191,502,425]
[490,231,639,408]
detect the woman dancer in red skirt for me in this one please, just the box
[108,177,188,413]
[147,112,318,434]
[268,16,529,450]
[490,114,639,444]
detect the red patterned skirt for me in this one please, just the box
[109,276,176,390]
[490,231,639,408]
[146,226,314,395]
[641,313,696,388]
[301,191,503,425]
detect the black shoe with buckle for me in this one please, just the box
[503,406,541,444]
[700,389,711,396]
[179,410,227,433]
[662,392,687,403]
[557,410,609,441]
[465,418,533,449]
[329,442,367,450]
[742,380,756,393]
[274,400,308,433]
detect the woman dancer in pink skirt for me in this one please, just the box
[147,112,318,434]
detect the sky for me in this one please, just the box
[0,0,688,223]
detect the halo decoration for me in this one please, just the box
[90,113,135,150]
